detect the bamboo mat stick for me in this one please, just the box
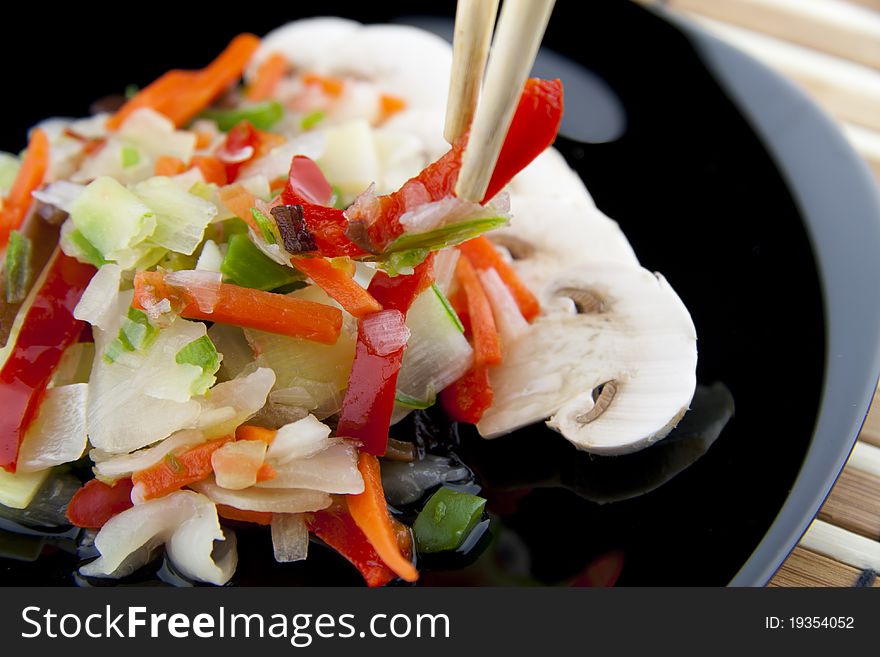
[455,0,556,202]
[665,0,880,69]
[687,16,880,132]
[847,440,880,477]
[818,467,880,538]
[800,519,880,571]
[445,0,500,144]
[769,546,864,587]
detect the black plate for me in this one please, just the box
[3,0,880,586]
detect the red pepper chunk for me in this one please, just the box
[308,501,412,587]
[440,365,494,425]
[348,77,564,253]
[336,256,434,456]
[66,478,134,529]
[0,252,95,471]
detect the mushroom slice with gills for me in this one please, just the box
[79,490,237,585]
[477,263,698,455]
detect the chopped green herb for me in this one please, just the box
[385,217,508,254]
[250,208,280,245]
[164,453,185,474]
[121,145,140,168]
[175,335,221,394]
[3,230,31,303]
[432,283,464,333]
[199,101,284,131]
[382,248,430,276]
[301,110,326,131]
[395,390,436,410]
[124,84,139,100]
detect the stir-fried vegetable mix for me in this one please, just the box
[0,24,563,586]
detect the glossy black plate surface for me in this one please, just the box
[3,0,879,586]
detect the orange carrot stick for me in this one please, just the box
[217,184,259,231]
[133,271,343,344]
[0,128,50,250]
[235,425,277,444]
[301,73,345,98]
[108,33,260,130]
[131,436,231,501]
[458,236,540,322]
[291,257,382,318]
[216,504,273,525]
[154,155,186,177]
[346,452,418,583]
[454,255,502,367]
[190,155,228,185]
[248,52,288,102]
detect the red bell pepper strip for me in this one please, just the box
[439,364,494,424]
[287,155,333,206]
[217,120,284,183]
[0,128,50,251]
[0,251,95,472]
[347,78,564,253]
[132,271,343,344]
[307,499,413,587]
[336,257,434,456]
[281,160,366,259]
[66,478,134,529]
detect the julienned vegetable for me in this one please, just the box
[132,270,343,344]
[0,128,49,251]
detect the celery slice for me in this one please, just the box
[200,101,284,131]
[121,144,140,168]
[384,217,508,254]
[3,230,31,303]
[221,233,303,291]
[413,487,487,553]
[301,110,325,131]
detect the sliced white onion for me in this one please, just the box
[271,513,309,563]
[166,270,222,314]
[432,248,460,295]
[266,415,334,464]
[212,440,267,490]
[80,490,236,585]
[117,108,197,162]
[479,267,529,347]
[190,477,331,513]
[73,263,122,331]
[239,131,325,181]
[195,240,225,273]
[92,430,206,480]
[217,144,255,165]
[208,324,255,381]
[16,384,89,473]
[31,180,85,214]
[194,367,276,438]
[258,442,363,494]
[360,309,410,356]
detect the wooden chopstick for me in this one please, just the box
[445,0,500,144]
[454,0,557,202]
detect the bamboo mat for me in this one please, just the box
[632,0,880,586]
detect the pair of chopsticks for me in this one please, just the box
[445,0,557,202]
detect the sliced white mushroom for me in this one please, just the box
[250,18,452,110]
[477,263,697,455]
[79,490,236,585]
